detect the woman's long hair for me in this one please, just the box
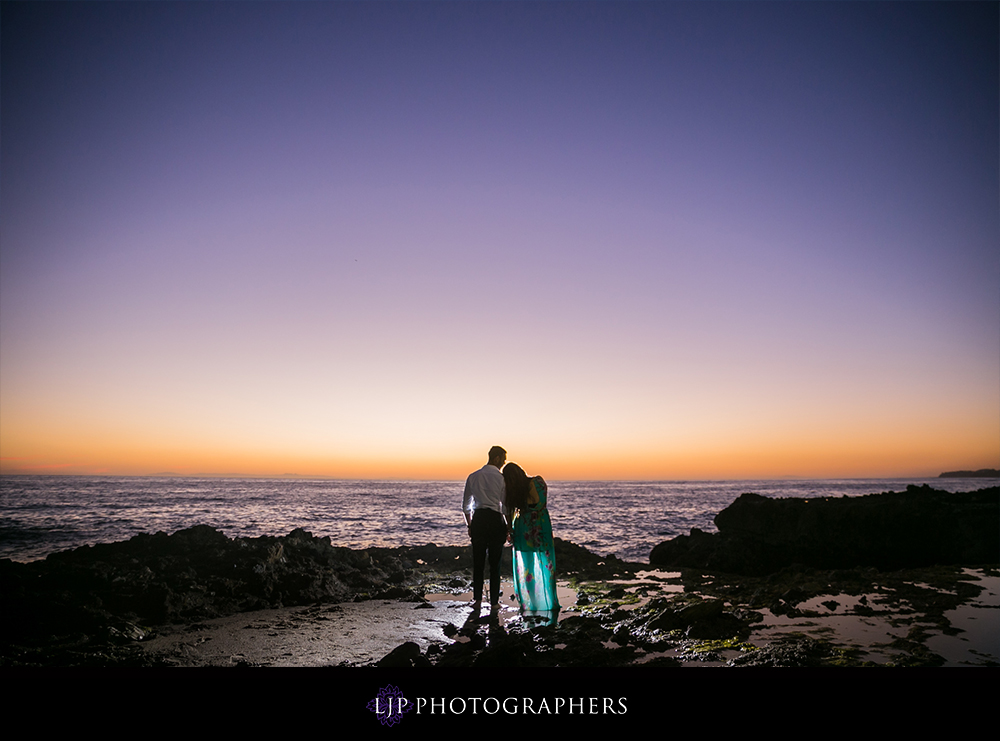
[503,462,531,513]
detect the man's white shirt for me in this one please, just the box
[463,464,506,516]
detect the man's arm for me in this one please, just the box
[462,476,474,534]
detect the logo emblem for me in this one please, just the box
[368,685,412,726]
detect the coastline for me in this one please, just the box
[128,567,998,668]
[5,475,996,565]
[3,485,998,667]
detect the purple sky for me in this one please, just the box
[2,2,997,479]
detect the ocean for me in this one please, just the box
[1,475,996,564]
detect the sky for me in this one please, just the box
[1,1,997,480]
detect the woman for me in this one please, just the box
[502,462,560,615]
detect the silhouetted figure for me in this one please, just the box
[503,462,560,625]
[462,446,508,613]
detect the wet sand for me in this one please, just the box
[137,570,999,667]
[140,578,535,667]
[140,599,468,667]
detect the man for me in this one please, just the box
[462,445,508,612]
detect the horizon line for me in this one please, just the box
[3,471,998,483]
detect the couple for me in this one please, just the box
[462,445,559,617]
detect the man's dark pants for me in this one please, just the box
[470,508,506,605]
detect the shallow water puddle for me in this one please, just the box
[924,570,999,666]
[756,609,914,664]
[425,579,578,628]
[752,569,1000,666]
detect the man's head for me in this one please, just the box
[488,446,507,468]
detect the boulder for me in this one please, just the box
[650,485,999,575]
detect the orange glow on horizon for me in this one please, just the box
[2,429,996,481]
[3,377,996,480]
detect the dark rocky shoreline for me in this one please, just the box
[650,484,998,575]
[0,524,642,666]
[2,485,997,667]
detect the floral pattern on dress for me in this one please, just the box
[512,476,559,613]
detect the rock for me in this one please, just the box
[650,485,999,575]
[1,526,440,665]
[472,632,537,667]
[729,635,837,667]
[377,641,431,667]
[635,596,751,641]
[1,524,650,666]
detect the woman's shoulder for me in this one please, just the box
[531,476,547,492]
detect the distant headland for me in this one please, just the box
[939,469,1000,478]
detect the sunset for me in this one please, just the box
[2,3,997,481]
[1,0,998,674]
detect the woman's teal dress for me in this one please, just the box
[511,476,560,613]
